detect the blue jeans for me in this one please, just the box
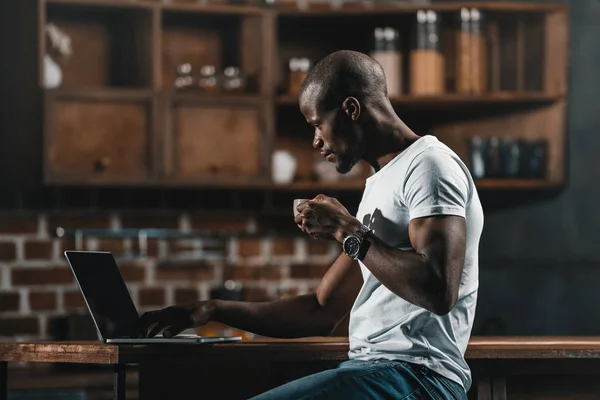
[249,359,467,400]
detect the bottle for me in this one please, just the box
[410,10,445,95]
[469,136,486,179]
[370,27,402,98]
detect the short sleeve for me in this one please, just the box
[403,147,470,221]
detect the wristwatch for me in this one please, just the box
[342,224,372,261]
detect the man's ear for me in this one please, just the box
[342,97,361,121]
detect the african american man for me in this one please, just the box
[140,50,483,400]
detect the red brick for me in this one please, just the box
[48,213,111,235]
[168,240,199,254]
[0,214,39,234]
[120,213,180,229]
[12,267,74,286]
[238,238,262,257]
[0,317,39,336]
[272,239,295,256]
[290,264,330,279]
[223,265,281,281]
[190,215,249,232]
[95,239,126,255]
[59,238,77,253]
[0,292,20,312]
[131,238,160,257]
[256,215,299,234]
[29,291,57,311]
[243,287,271,302]
[139,287,165,307]
[307,240,332,255]
[64,290,86,311]
[0,242,16,261]
[174,288,198,303]
[202,240,228,254]
[155,262,213,282]
[277,287,301,298]
[117,262,146,283]
[24,240,54,260]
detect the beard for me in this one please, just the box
[335,151,361,174]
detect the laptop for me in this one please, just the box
[64,250,242,344]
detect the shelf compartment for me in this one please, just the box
[44,90,155,185]
[160,7,268,94]
[44,1,154,89]
[163,94,269,185]
[433,100,566,188]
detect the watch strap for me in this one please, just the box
[351,224,372,260]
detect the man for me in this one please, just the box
[140,50,483,399]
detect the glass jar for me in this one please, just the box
[370,27,402,97]
[222,66,246,92]
[456,8,487,94]
[173,63,195,90]
[410,10,445,95]
[197,65,219,92]
[288,57,312,96]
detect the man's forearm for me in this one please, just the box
[211,294,338,338]
[360,235,446,314]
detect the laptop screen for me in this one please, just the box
[65,251,141,340]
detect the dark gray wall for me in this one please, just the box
[473,0,600,335]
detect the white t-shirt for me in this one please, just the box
[348,135,484,391]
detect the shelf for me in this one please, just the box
[161,2,266,15]
[276,1,566,16]
[277,93,561,108]
[45,0,156,10]
[45,88,153,101]
[169,91,265,105]
[269,180,366,191]
[271,179,561,191]
[474,179,559,189]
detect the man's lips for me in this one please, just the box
[322,151,335,162]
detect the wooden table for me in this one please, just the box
[2,337,600,400]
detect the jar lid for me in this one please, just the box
[200,65,216,76]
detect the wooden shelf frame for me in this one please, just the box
[35,1,569,191]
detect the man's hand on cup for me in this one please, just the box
[294,194,361,243]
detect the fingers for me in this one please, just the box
[163,324,186,338]
[296,201,310,214]
[138,311,161,337]
[149,323,171,338]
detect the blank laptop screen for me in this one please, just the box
[65,251,141,339]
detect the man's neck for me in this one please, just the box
[363,110,421,172]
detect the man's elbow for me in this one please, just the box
[430,288,458,316]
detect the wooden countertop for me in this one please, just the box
[3,337,600,365]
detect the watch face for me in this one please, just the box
[343,236,361,258]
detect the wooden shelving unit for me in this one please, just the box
[3,0,569,193]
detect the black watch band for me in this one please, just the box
[354,224,372,261]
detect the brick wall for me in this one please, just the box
[0,212,339,340]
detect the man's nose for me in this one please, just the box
[313,137,324,149]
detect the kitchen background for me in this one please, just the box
[0,0,597,346]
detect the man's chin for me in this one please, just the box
[335,159,358,174]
